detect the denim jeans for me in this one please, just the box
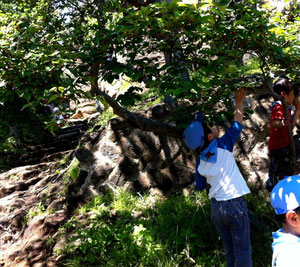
[211,197,252,267]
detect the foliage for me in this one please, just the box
[64,158,80,181]
[0,0,299,129]
[87,107,117,133]
[0,2,297,265]
[57,188,278,266]
[24,202,48,224]
[256,1,300,83]
[57,189,223,266]
[0,99,51,170]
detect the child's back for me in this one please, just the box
[183,88,252,267]
[266,78,298,191]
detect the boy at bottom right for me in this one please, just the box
[270,175,300,267]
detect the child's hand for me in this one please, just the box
[273,119,291,128]
[234,87,246,124]
[235,87,246,103]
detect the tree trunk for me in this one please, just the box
[280,96,297,174]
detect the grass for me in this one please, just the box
[24,202,48,224]
[56,187,278,267]
[57,189,222,266]
[87,107,117,133]
[65,159,81,181]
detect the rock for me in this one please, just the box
[75,146,94,163]
[0,90,281,266]
[47,199,64,211]
[3,234,12,242]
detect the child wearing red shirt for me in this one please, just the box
[266,78,300,191]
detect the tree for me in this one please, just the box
[0,0,299,141]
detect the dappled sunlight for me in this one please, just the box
[0,0,299,266]
[53,187,278,266]
[56,188,225,266]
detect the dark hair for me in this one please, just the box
[275,205,300,223]
[293,82,300,98]
[273,78,293,96]
[195,122,212,154]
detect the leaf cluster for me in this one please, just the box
[0,0,299,127]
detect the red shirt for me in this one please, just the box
[268,102,292,150]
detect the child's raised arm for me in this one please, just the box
[234,87,246,124]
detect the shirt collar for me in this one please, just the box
[200,139,218,163]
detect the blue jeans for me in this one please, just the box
[211,197,252,267]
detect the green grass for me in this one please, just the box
[87,107,117,133]
[56,188,278,267]
[65,159,81,181]
[57,189,223,266]
[24,202,48,224]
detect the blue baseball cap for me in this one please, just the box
[270,175,300,215]
[183,113,205,150]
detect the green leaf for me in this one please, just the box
[218,0,230,5]
[21,103,32,111]
[80,244,88,254]
[86,253,95,263]
[24,92,31,101]
[48,94,59,103]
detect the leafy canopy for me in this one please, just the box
[0,0,299,126]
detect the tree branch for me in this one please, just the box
[122,0,156,7]
[90,79,183,138]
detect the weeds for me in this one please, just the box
[63,159,80,182]
[57,189,226,266]
[56,187,277,267]
[23,202,48,224]
[87,108,116,133]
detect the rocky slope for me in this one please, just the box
[0,91,293,266]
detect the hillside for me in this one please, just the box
[0,87,291,266]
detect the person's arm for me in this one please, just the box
[272,119,290,128]
[271,99,300,129]
[293,97,300,127]
[234,87,246,124]
[270,103,288,128]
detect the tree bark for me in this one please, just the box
[91,84,183,138]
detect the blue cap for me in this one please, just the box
[270,175,300,215]
[183,113,205,150]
